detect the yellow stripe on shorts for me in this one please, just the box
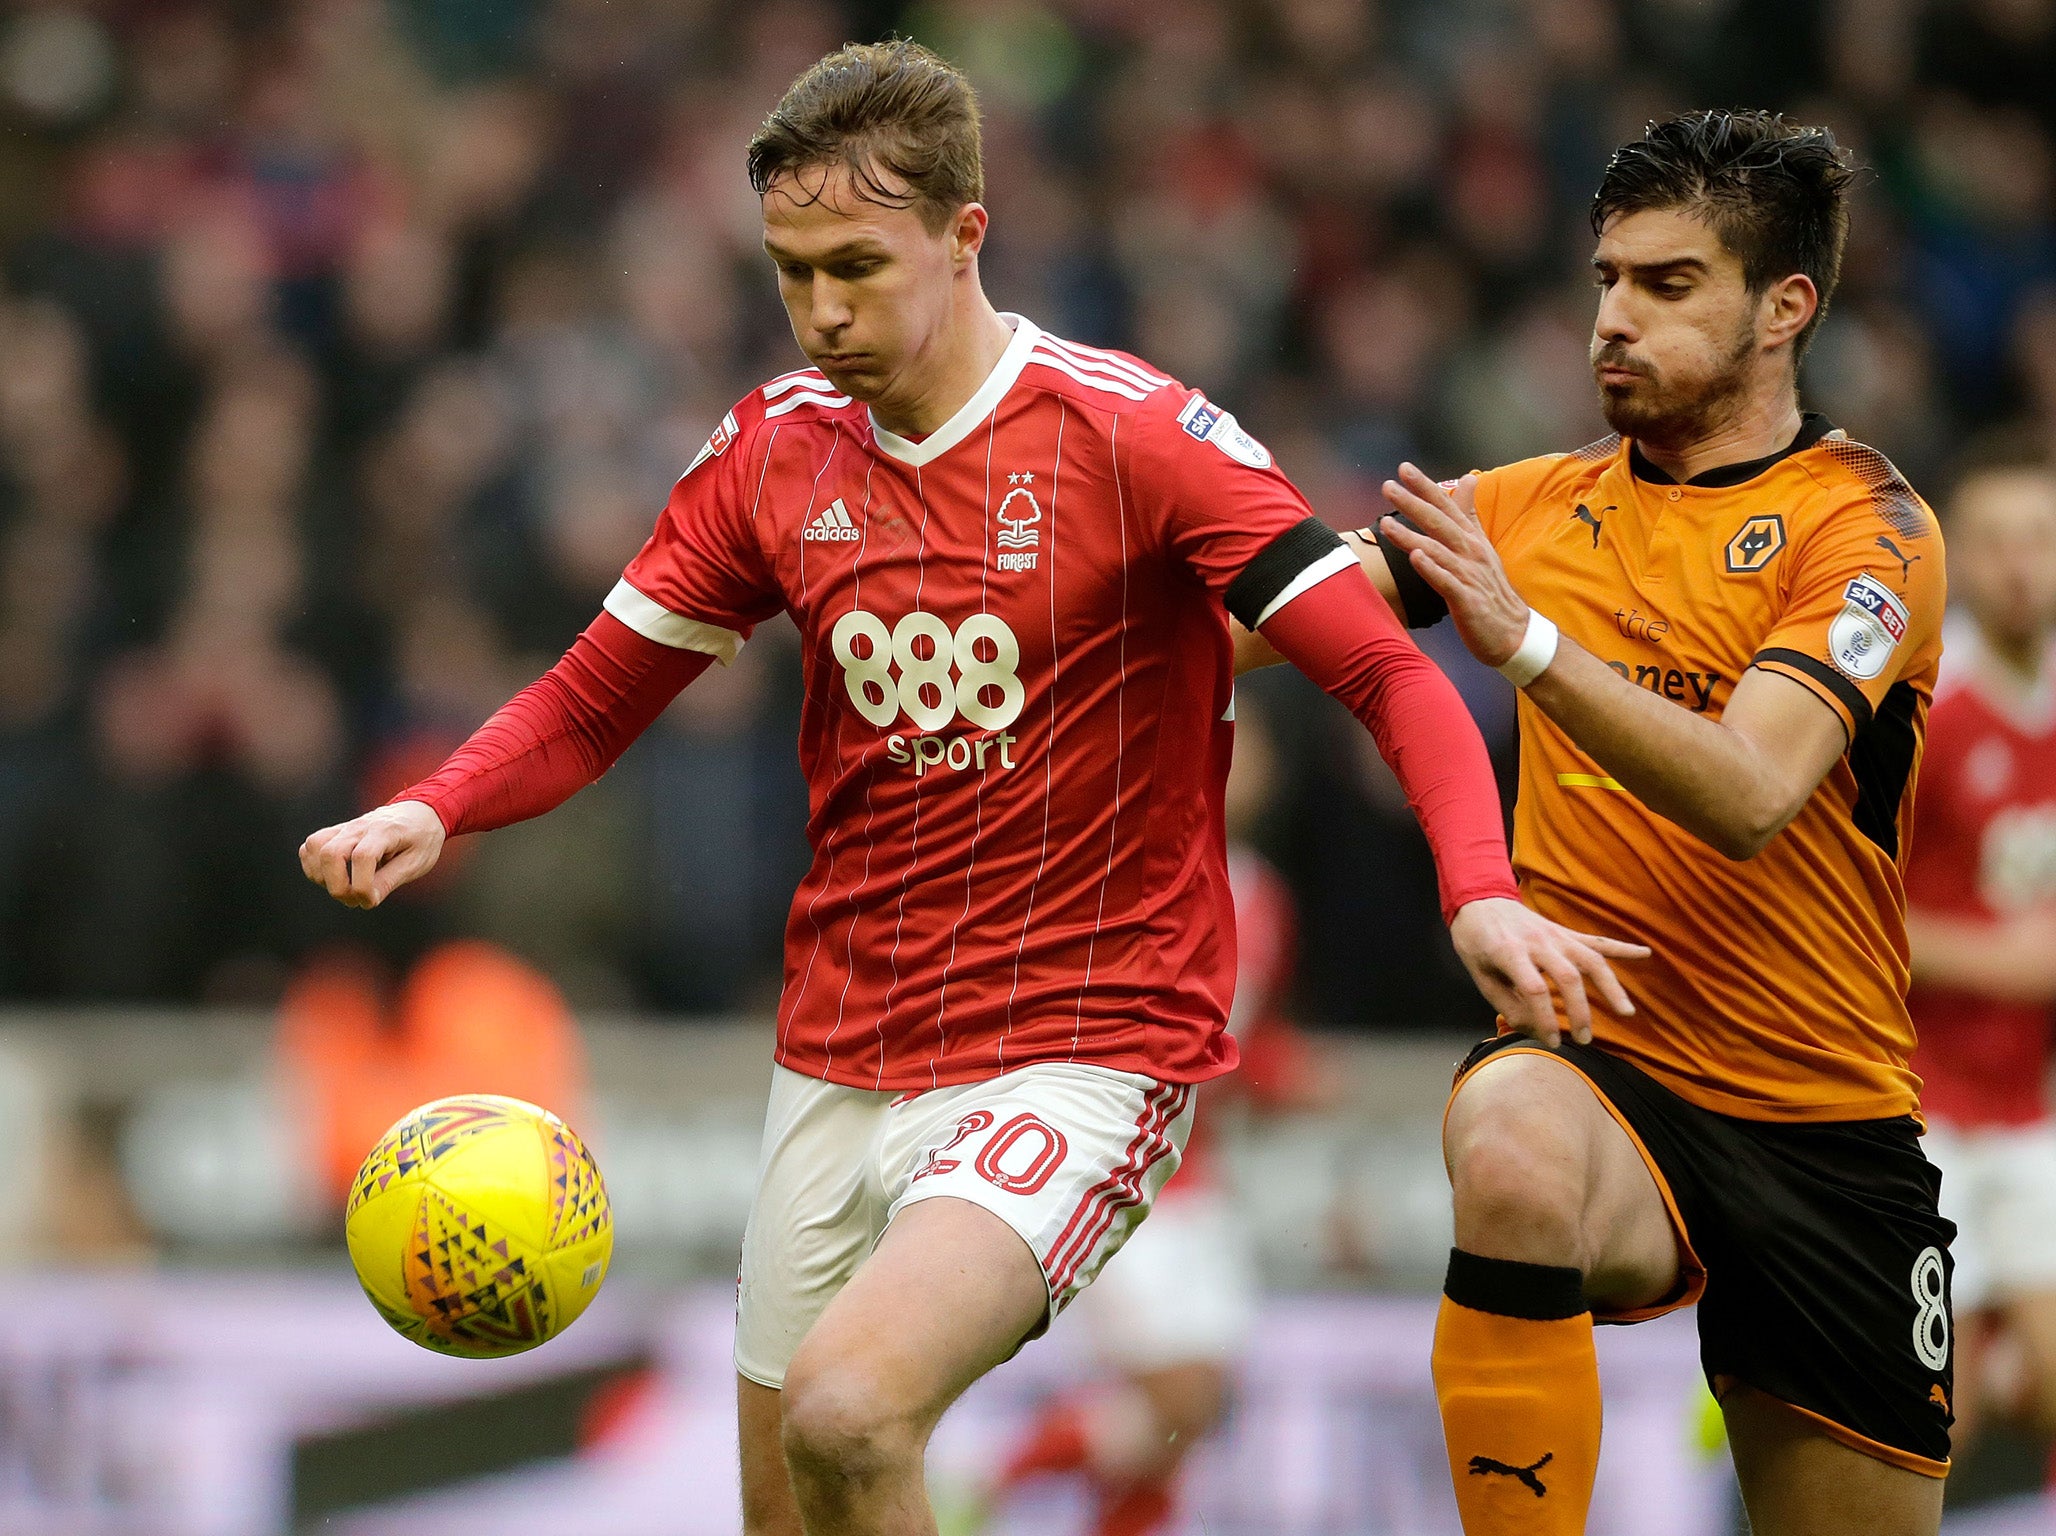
[1556,772,1627,791]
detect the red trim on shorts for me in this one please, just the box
[1044,1083,1187,1296]
[1045,1085,1183,1296]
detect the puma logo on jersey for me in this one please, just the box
[1570,503,1610,548]
[1876,534,1920,585]
[1468,1451,1553,1497]
[1930,1384,1950,1414]
[804,499,861,543]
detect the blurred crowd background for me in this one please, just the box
[1,0,2054,1025]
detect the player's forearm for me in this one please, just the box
[1520,639,1798,860]
[1260,574,1519,920]
[397,612,713,837]
[1906,908,2056,1002]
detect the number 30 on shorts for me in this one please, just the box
[1911,1245,1950,1371]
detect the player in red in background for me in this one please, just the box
[298,42,1640,1536]
[1905,460,2056,1453]
[972,696,1321,1536]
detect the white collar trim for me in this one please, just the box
[868,314,1040,468]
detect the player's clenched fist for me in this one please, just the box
[1448,896,1648,1048]
[299,800,448,909]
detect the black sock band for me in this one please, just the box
[1443,1248,1587,1321]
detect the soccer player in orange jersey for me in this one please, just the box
[1243,111,1953,1535]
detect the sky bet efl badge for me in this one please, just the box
[1177,392,1273,468]
[1829,572,1909,681]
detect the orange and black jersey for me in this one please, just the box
[1384,415,1945,1122]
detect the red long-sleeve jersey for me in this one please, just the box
[399,315,1516,1090]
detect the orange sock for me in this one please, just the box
[1432,1249,1601,1535]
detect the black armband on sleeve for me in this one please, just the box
[1361,515,1449,629]
[1225,517,1357,630]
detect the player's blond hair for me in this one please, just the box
[747,40,983,233]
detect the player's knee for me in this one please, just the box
[778,1354,923,1486]
[1445,1096,1588,1265]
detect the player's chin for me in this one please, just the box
[812,360,882,399]
[1596,386,1667,438]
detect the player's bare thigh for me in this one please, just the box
[1722,1383,1943,1536]
[739,1198,1050,1533]
[783,1196,1049,1439]
[1443,1050,1680,1309]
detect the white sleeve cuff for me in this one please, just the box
[604,579,745,664]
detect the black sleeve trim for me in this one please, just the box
[1224,515,1348,629]
[1443,1248,1587,1320]
[1752,647,1873,731]
[1850,679,1920,859]
[1361,516,1449,629]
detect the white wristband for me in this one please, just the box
[1496,610,1559,688]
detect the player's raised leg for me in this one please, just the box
[778,1196,1049,1536]
[1434,1049,1681,1534]
[1721,1384,1944,1536]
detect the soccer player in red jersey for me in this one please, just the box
[300,43,1639,1536]
[1905,461,2056,1449]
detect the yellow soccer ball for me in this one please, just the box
[344,1094,613,1357]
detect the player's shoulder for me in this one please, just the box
[750,368,867,430]
[1016,326,1180,415]
[1021,330,1280,472]
[696,369,864,458]
[1475,435,1623,522]
[1791,427,1940,548]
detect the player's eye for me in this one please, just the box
[778,262,810,281]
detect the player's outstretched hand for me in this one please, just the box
[1376,465,1532,669]
[1449,897,1649,1047]
[299,801,447,910]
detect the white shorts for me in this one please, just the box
[1061,1184,1259,1370]
[1924,1117,2056,1312]
[734,1062,1194,1388]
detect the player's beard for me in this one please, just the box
[1593,312,1759,451]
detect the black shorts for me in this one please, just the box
[1454,1035,1957,1475]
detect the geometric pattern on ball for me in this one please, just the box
[403,1181,553,1356]
[543,1118,610,1249]
[345,1094,614,1359]
[346,1094,532,1221]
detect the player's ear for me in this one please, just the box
[949,202,988,267]
[1761,273,1817,355]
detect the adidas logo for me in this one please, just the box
[803,499,861,543]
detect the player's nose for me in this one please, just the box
[810,273,853,330]
[1592,286,1637,344]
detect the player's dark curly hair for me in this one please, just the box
[747,40,983,233]
[1591,110,1857,358]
